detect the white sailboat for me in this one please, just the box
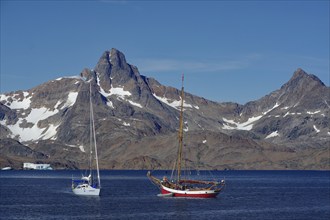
[72,82,101,196]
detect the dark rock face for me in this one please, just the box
[0,138,46,159]
[0,48,329,170]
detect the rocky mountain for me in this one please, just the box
[0,48,329,170]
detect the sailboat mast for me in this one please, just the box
[90,83,101,188]
[177,74,185,182]
[89,83,93,177]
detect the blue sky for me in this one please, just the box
[1,0,329,104]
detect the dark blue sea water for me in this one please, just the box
[0,170,329,219]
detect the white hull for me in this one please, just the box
[72,184,100,196]
[161,184,219,196]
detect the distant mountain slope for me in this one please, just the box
[0,48,329,170]
[221,68,329,147]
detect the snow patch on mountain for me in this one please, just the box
[0,92,32,109]
[96,74,140,108]
[62,92,78,109]
[307,110,321,115]
[0,90,79,142]
[123,122,130,126]
[284,112,302,117]
[222,103,280,131]
[265,131,279,139]
[54,100,62,109]
[222,115,262,130]
[153,93,193,110]
[27,107,59,122]
[263,102,280,114]
[98,84,111,97]
[108,53,112,62]
[42,124,60,140]
[96,76,114,108]
[50,92,78,110]
[128,100,142,108]
[110,87,132,98]
[313,125,320,133]
[2,106,60,142]
[183,121,189,132]
[107,101,114,108]
[79,145,85,153]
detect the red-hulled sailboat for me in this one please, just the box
[147,75,225,198]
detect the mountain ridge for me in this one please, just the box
[0,48,329,170]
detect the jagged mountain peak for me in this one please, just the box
[255,68,329,111]
[94,48,129,74]
[109,48,128,68]
[292,68,307,78]
[283,68,325,91]
[291,68,324,83]
[93,48,141,91]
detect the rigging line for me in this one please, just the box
[82,86,91,178]
[89,83,93,177]
[171,119,181,181]
[90,82,101,188]
[208,169,217,182]
[170,159,176,180]
[79,87,89,178]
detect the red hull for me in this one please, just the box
[161,188,219,198]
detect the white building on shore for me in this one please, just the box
[23,163,53,170]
